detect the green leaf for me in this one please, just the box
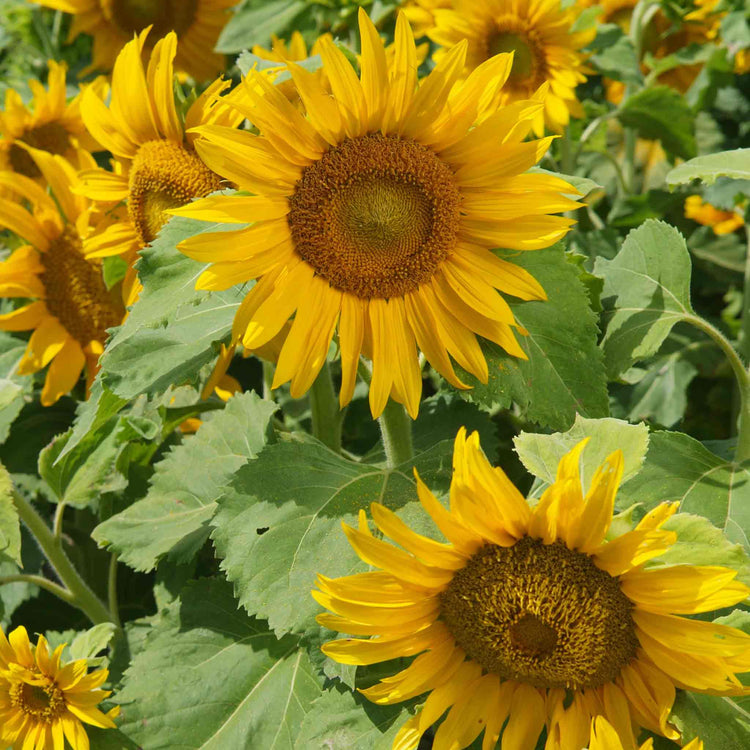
[0,330,30,445]
[619,86,696,160]
[671,688,750,750]
[666,148,750,187]
[69,623,118,662]
[514,415,650,489]
[212,433,454,635]
[657,514,750,582]
[295,689,407,750]
[116,578,323,749]
[236,50,322,80]
[93,392,277,572]
[38,423,127,509]
[595,220,695,379]
[216,0,307,53]
[458,244,609,431]
[0,462,20,565]
[100,216,244,400]
[616,431,750,552]
[590,29,642,85]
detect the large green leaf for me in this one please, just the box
[514,415,650,490]
[667,148,750,187]
[115,579,323,749]
[595,220,695,379]
[93,392,277,572]
[616,431,750,551]
[212,433,454,635]
[0,462,20,566]
[100,216,244,400]
[619,86,696,159]
[216,0,307,53]
[295,689,407,750]
[458,244,609,430]
[0,331,28,445]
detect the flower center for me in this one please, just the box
[9,677,66,723]
[107,0,198,38]
[40,227,123,347]
[439,537,639,690]
[287,134,461,299]
[128,140,224,245]
[9,123,71,179]
[486,20,546,90]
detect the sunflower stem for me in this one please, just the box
[684,315,750,462]
[310,360,342,453]
[379,399,414,469]
[10,488,114,626]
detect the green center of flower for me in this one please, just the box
[108,0,198,38]
[440,537,639,690]
[287,133,461,299]
[9,123,71,179]
[10,677,66,723]
[128,140,224,245]
[486,19,545,90]
[40,227,123,347]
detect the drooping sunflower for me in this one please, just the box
[0,626,118,749]
[172,10,579,419]
[0,60,104,188]
[685,195,745,235]
[31,0,235,79]
[0,148,124,405]
[315,429,750,750]
[589,717,703,750]
[79,29,243,304]
[426,0,596,134]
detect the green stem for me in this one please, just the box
[108,554,122,630]
[309,360,342,453]
[684,315,750,462]
[623,126,637,195]
[741,227,750,364]
[0,574,75,604]
[560,126,574,176]
[11,489,114,625]
[378,399,414,469]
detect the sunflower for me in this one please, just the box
[31,0,235,79]
[171,10,578,419]
[589,717,703,750]
[0,147,124,405]
[401,0,452,37]
[79,29,243,304]
[315,429,750,750]
[0,60,104,189]
[0,626,118,749]
[684,195,745,235]
[426,0,595,134]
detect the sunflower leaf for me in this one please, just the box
[616,431,750,553]
[514,415,650,490]
[595,220,695,379]
[92,392,277,572]
[456,243,609,431]
[0,462,20,566]
[211,433,454,635]
[667,148,750,187]
[100,215,245,401]
[216,0,307,54]
[115,578,324,749]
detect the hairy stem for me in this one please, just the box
[310,360,342,453]
[378,399,415,469]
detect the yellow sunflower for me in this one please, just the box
[0,60,104,189]
[401,0,452,37]
[590,717,703,750]
[0,147,124,405]
[0,626,118,749]
[315,429,750,750]
[684,195,745,235]
[30,0,235,79]
[426,0,595,134]
[78,29,243,305]
[171,10,579,419]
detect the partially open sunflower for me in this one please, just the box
[315,429,750,750]
[172,9,579,419]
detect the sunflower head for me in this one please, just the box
[315,429,750,750]
[685,195,745,235]
[0,61,105,187]
[426,0,596,134]
[173,9,579,419]
[0,626,118,749]
[0,147,125,405]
